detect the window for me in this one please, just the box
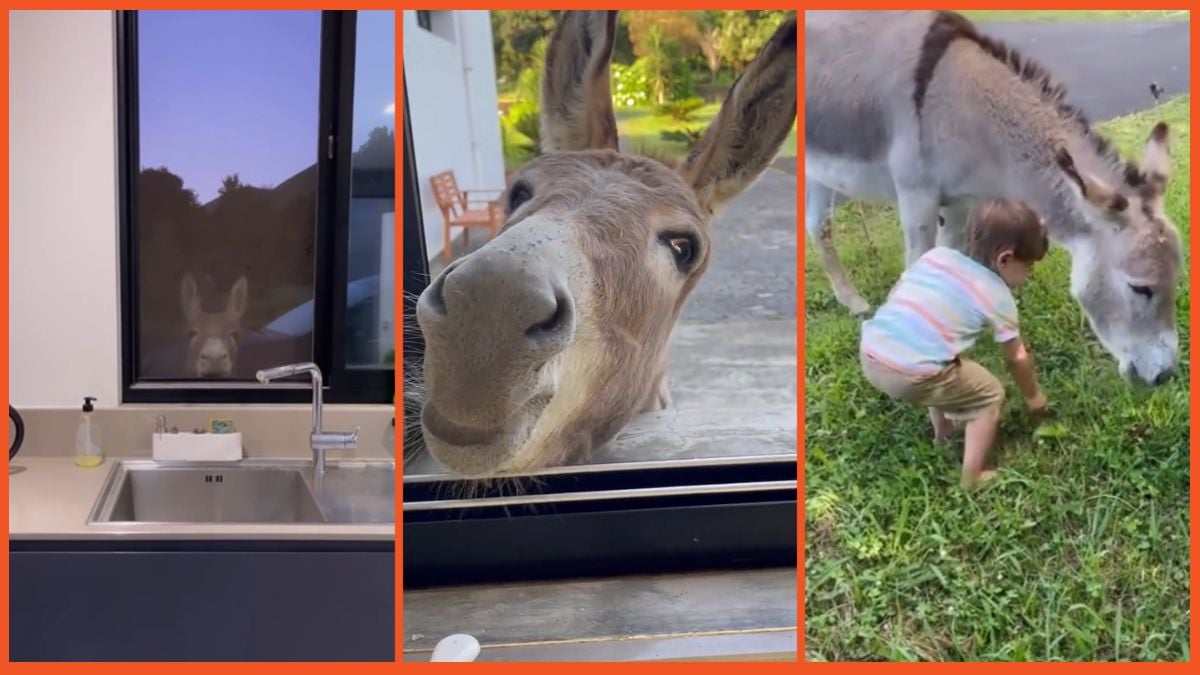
[117,10,394,404]
[400,11,796,589]
[411,10,454,42]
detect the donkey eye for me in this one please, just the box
[507,181,533,212]
[187,329,199,341]
[660,233,699,272]
[1130,284,1154,299]
[229,330,240,343]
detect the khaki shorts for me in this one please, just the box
[861,351,1005,421]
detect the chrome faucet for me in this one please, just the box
[255,362,357,475]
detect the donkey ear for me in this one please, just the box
[678,14,797,216]
[180,273,201,323]
[1054,148,1129,216]
[539,10,619,153]
[1140,122,1171,197]
[226,276,248,320]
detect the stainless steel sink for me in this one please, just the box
[87,459,394,525]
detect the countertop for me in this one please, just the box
[9,456,394,541]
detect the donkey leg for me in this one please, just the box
[935,201,971,251]
[896,188,941,268]
[805,179,870,315]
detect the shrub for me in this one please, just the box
[655,96,706,122]
[612,61,652,108]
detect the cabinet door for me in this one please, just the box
[10,550,394,662]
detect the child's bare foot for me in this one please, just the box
[961,469,999,489]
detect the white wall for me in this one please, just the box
[10,10,121,408]
[402,10,505,263]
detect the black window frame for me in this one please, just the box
[399,68,797,590]
[415,10,432,32]
[115,10,394,405]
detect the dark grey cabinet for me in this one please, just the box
[10,541,394,662]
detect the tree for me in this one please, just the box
[490,10,554,87]
[219,173,244,196]
[716,11,790,73]
[696,11,723,81]
[625,11,701,61]
[625,11,702,104]
[137,167,205,344]
[355,125,395,169]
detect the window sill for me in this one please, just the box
[401,567,797,662]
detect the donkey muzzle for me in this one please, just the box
[416,248,576,426]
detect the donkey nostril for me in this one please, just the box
[1154,368,1173,386]
[525,288,573,340]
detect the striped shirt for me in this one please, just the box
[860,247,1019,376]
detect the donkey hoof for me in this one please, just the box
[845,296,871,315]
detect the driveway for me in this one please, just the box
[975,20,1190,122]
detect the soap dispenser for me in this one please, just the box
[383,417,395,457]
[74,396,104,468]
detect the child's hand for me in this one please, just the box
[1025,391,1049,416]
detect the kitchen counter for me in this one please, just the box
[9,456,394,541]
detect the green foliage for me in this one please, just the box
[631,24,697,105]
[492,11,799,170]
[804,96,1191,662]
[498,34,547,169]
[491,11,554,89]
[654,96,706,122]
[500,99,540,170]
[658,127,704,151]
[612,61,653,108]
[715,10,790,71]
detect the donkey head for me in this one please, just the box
[416,11,797,475]
[181,273,248,379]
[1054,122,1182,387]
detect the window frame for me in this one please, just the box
[399,67,797,589]
[415,10,432,32]
[115,10,394,405]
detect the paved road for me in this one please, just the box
[977,20,1190,122]
[681,158,797,323]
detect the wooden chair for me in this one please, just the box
[429,170,505,265]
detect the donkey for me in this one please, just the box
[414,10,797,476]
[805,10,1182,387]
[180,273,248,379]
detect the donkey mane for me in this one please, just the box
[914,10,1147,188]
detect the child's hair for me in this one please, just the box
[964,199,1050,270]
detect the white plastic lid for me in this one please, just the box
[430,633,481,662]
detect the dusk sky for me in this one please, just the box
[139,10,395,204]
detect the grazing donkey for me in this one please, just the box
[181,273,248,379]
[805,10,1182,387]
[415,10,797,476]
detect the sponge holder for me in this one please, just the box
[152,431,243,462]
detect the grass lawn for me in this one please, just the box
[960,10,1189,22]
[804,95,1190,661]
[618,103,797,162]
